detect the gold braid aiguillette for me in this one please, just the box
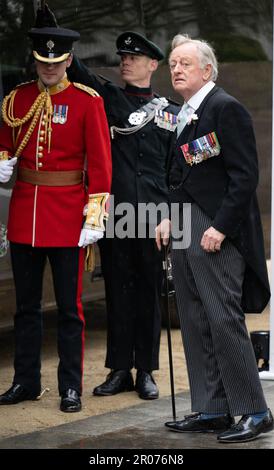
[2,88,53,157]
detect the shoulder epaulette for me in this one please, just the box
[153,92,180,107]
[167,97,181,106]
[73,82,100,97]
[97,74,111,83]
[15,80,36,89]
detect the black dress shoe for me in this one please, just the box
[93,370,134,396]
[217,409,274,443]
[0,384,39,405]
[135,370,159,400]
[165,412,234,433]
[60,388,81,412]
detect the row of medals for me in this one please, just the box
[52,105,178,130]
[52,105,68,124]
[128,108,178,132]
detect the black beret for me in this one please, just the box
[28,27,80,63]
[116,31,164,61]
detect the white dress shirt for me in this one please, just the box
[177,81,215,137]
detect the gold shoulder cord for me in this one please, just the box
[73,82,100,97]
[2,87,53,157]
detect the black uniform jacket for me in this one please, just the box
[168,85,270,313]
[69,58,179,215]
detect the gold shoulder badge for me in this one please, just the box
[16,80,36,89]
[73,82,100,97]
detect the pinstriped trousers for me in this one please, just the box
[172,204,267,416]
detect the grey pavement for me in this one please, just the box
[0,381,273,450]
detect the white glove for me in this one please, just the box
[78,228,104,247]
[0,157,17,183]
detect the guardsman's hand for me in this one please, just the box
[0,157,17,183]
[155,218,171,251]
[78,228,104,247]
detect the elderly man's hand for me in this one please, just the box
[155,218,171,251]
[200,226,225,252]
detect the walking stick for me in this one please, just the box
[162,244,176,420]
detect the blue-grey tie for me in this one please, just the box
[177,102,192,137]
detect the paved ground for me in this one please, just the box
[0,381,273,450]
[0,296,273,458]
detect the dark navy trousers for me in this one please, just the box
[10,243,85,396]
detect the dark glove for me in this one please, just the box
[34,3,58,28]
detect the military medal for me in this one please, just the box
[52,105,59,123]
[154,109,178,132]
[52,104,68,124]
[180,131,221,166]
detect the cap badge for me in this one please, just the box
[46,39,55,51]
[125,36,132,45]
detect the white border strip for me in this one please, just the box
[260,1,274,380]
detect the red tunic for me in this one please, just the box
[0,80,112,247]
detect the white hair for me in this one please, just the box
[170,34,218,81]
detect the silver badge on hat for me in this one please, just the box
[46,39,55,51]
[128,111,147,125]
[125,36,132,45]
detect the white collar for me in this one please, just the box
[187,81,215,111]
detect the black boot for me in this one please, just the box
[60,388,82,412]
[0,384,39,405]
[93,370,134,396]
[135,370,159,400]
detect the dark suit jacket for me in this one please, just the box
[168,85,270,313]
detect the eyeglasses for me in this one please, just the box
[169,60,192,71]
